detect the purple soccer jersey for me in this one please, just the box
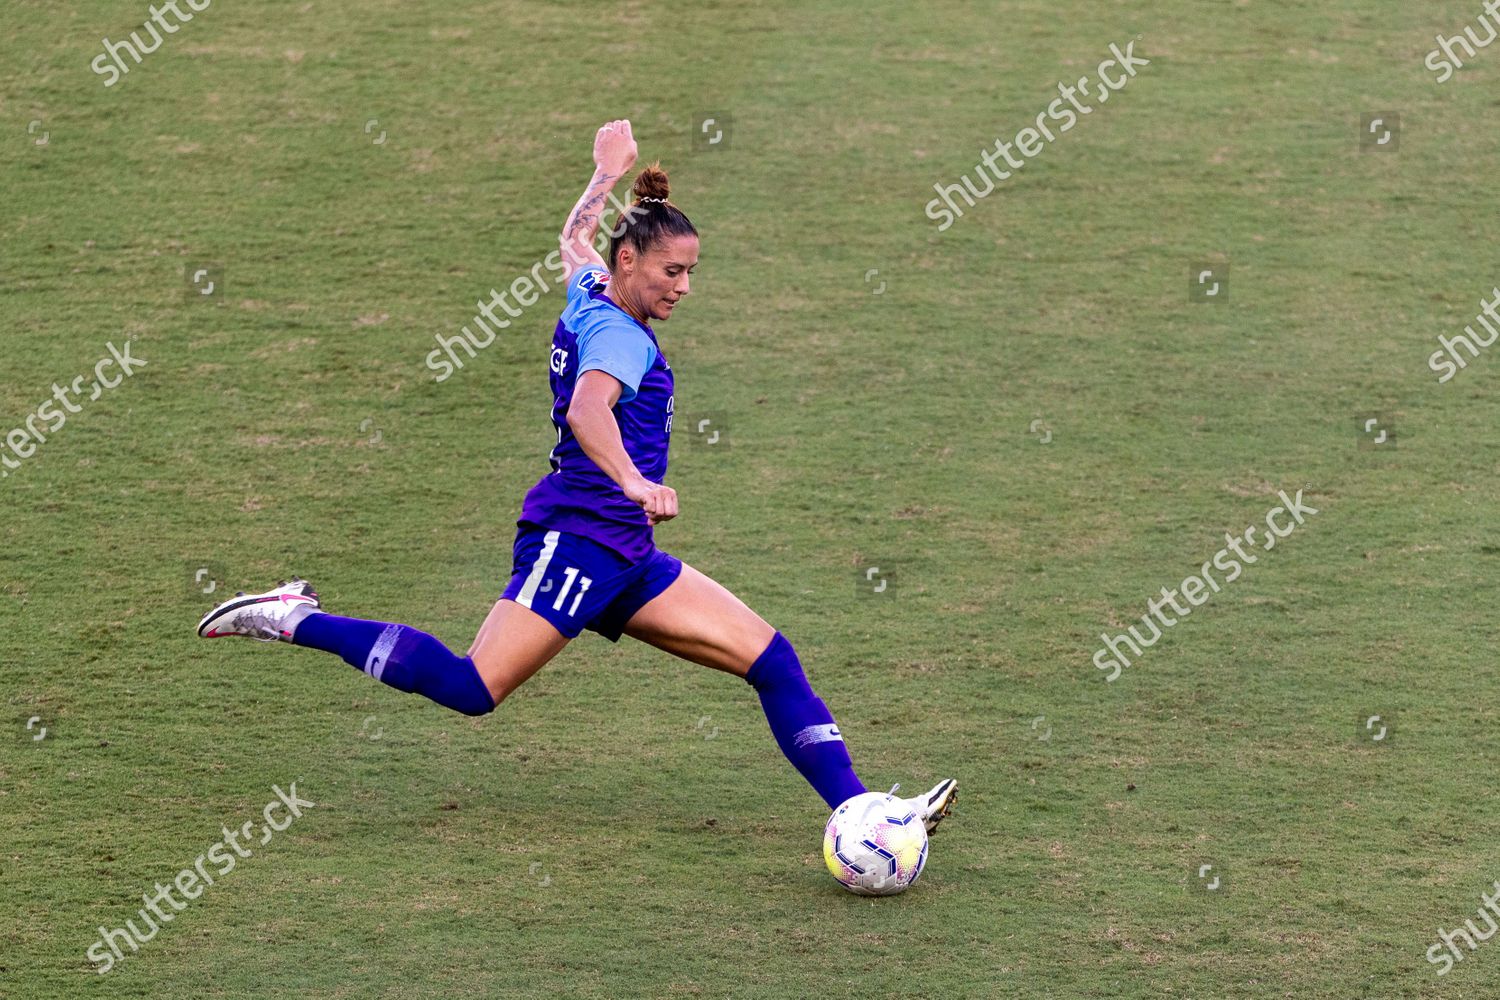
[517,267,675,562]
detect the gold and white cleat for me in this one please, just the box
[907,778,958,836]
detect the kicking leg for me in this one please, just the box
[199,580,569,716]
[296,598,569,714]
[467,597,572,702]
[621,564,867,809]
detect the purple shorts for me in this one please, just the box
[499,524,683,641]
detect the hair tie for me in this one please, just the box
[638,196,668,205]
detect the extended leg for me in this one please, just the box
[199,581,569,716]
[294,597,570,714]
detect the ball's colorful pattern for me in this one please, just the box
[823,792,929,896]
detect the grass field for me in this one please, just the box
[6,0,1500,996]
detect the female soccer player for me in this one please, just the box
[197,120,956,832]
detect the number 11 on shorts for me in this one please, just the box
[553,566,592,617]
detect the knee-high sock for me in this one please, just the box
[292,613,496,717]
[746,632,867,809]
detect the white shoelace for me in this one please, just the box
[232,608,283,642]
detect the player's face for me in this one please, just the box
[633,234,699,321]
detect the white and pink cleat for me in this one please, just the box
[197,579,321,643]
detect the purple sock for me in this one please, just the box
[746,632,868,809]
[292,613,496,717]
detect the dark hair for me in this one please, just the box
[608,162,697,270]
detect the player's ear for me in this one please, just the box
[616,243,635,276]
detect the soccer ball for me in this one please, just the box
[823,791,929,896]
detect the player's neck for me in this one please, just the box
[603,288,651,328]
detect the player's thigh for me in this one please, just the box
[621,563,776,678]
[467,598,572,703]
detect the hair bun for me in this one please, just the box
[608,160,698,270]
[632,162,671,204]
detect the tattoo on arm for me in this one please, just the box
[565,211,598,241]
[564,173,618,242]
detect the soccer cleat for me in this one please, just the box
[197,578,321,643]
[905,778,958,836]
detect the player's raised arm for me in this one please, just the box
[559,119,638,282]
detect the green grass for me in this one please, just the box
[5,0,1500,996]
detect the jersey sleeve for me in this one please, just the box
[567,267,612,308]
[576,315,658,404]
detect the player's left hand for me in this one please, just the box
[625,475,677,525]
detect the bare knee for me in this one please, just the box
[468,599,571,703]
[475,654,550,707]
[738,619,777,668]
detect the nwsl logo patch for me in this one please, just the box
[581,269,610,293]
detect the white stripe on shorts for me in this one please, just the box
[516,530,561,609]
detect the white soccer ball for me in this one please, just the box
[823,791,929,896]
